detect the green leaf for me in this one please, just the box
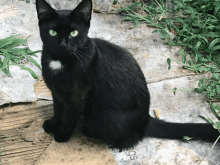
[213,54,220,65]
[113,0,118,5]
[209,102,220,121]
[214,3,220,16]
[193,41,201,52]
[195,52,199,62]
[172,18,184,23]
[167,58,171,70]
[26,56,42,70]
[199,79,204,89]
[208,38,219,51]
[0,57,3,68]
[183,136,194,141]
[160,29,170,40]
[179,47,185,55]
[7,48,28,53]
[194,79,204,93]
[127,2,140,10]
[0,36,14,49]
[182,53,186,64]
[212,73,219,81]
[27,50,42,57]
[10,62,39,79]
[152,30,159,33]
[214,104,220,112]
[2,68,12,77]
[165,40,176,46]
[197,66,210,72]
[2,56,12,77]
[124,16,133,21]
[212,45,220,51]
[165,19,173,32]
[3,56,10,70]
[199,115,214,124]
[216,85,220,94]
[19,65,39,80]
[134,18,139,25]
[213,121,220,130]
[5,38,26,50]
[173,87,177,95]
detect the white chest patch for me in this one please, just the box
[49,60,62,70]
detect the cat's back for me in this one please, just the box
[91,38,133,61]
[91,38,142,76]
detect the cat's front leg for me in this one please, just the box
[43,95,64,134]
[53,102,83,142]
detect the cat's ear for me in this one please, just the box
[70,0,92,24]
[36,0,55,20]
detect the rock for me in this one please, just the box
[93,0,114,13]
[0,64,37,106]
[0,1,41,106]
[43,0,115,13]
[145,141,209,165]
[21,118,49,144]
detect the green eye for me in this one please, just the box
[70,30,78,37]
[49,30,57,36]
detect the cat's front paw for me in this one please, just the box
[54,129,72,142]
[43,119,58,134]
[82,126,92,137]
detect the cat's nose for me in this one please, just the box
[59,39,68,49]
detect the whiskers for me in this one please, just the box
[71,50,86,72]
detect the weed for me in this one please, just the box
[118,0,220,163]
[0,35,41,79]
[19,0,30,3]
[118,0,220,120]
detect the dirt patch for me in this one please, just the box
[0,101,53,165]
[0,80,116,165]
[21,118,49,145]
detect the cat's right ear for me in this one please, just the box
[36,0,55,20]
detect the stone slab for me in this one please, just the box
[0,100,53,165]
[35,121,117,165]
[0,0,193,106]
[110,74,220,165]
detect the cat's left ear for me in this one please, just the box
[36,0,56,20]
[70,0,92,24]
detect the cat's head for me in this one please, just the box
[36,0,92,57]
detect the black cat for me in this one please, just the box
[36,0,219,150]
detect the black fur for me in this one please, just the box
[36,0,219,149]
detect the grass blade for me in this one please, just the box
[26,56,42,70]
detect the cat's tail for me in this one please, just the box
[145,115,219,141]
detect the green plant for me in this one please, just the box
[19,0,30,3]
[119,0,220,120]
[119,0,220,163]
[0,35,41,79]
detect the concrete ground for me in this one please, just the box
[0,0,219,165]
